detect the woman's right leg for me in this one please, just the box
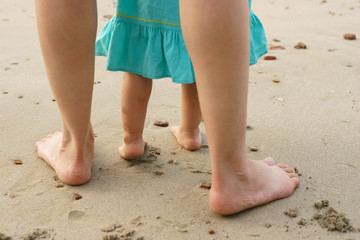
[180,0,299,215]
[119,73,152,159]
[34,0,97,185]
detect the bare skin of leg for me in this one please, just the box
[34,0,97,185]
[118,73,152,159]
[180,0,299,215]
[171,82,202,150]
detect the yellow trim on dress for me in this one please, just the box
[116,13,181,26]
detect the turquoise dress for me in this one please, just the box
[95,0,268,84]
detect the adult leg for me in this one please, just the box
[180,0,299,215]
[34,0,97,185]
[119,73,152,159]
[171,83,202,150]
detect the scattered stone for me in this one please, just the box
[313,207,355,232]
[18,95,23,99]
[101,225,116,233]
[3,91,8,94]
[170,151,176,155]
[4,67,10,71]
[55,182,64,188]
[10,62,19,65]
[73,193,82,200]
[13,159,23,165]
[343,33,356,40]
[200,182,212,190]
[190,169,203,173]
[153,171,164,176]
[35,102,40,105]
[52,99,56,102]
[314,200,329,210]
[298,218,308,226]
[264,222,272,228]
[208,229,215,234]
[0,233,11,240]
[22,229,49,240]
[153,120,169,127]
[284,209,298,218]
[294,42,307,49]
[167,159,173,164]
[53,175,59,181]
[264,55,277,60]
[272,38,281,42]
[272,79,280,83]
[246,125,254,130]
[268,45,285,50]
[249,146,259,152]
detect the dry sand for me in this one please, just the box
[1,0,360,239]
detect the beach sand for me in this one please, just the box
[0,0,359,239]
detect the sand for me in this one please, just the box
[0,0,360,239]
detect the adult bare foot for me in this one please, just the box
[209,157,300,215]
[35,130,94,185]
[118,139,147,160]
[171,126,202,151]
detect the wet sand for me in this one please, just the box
[0,0,359,239]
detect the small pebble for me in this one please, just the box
[3,91,8,94]
[153,120,169,127]
[153,171,164,176]
[208,229,215,234]
[343,33,356,40]
[264,222,272,228]
[35,102,40,105]
[264,55,277,60]
[268,45,285,50]
[14,159,23,165]
[294,42,307,49]
[272,38,281,42]
[101,225,116,233]
[200,182,212,190]
[284,209,298,218]
[55,182,64,188]
[246,125,254,130]
[11,62,19,65]
[18,95,23,99]
[52,99,56,102]
[249,146,259,152]
[273,79,280,83]
[73,193,82,200]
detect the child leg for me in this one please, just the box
[34,0,97,185]
[180,0,299,215]
[171,82,202,150]
[119,73,152,159]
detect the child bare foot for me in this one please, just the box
[35,130,94,185]
[209,157,300,215]
[171,126,202,151]
[118,139,147,159]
